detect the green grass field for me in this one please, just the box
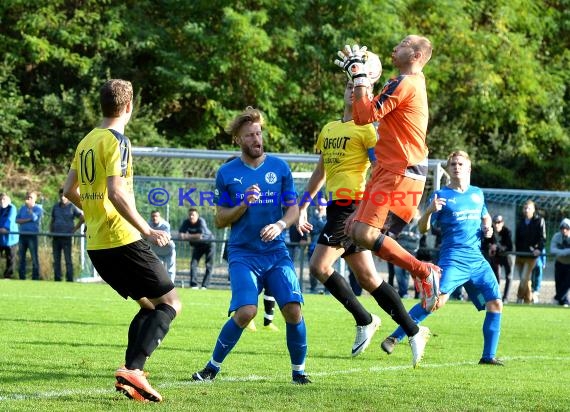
[0,280,568,411]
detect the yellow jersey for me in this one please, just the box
[70,128,141,250]
[316,119,377,200]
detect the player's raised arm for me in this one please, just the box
[418,195,445,234]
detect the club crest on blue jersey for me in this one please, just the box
[471,193,483,204]
[265,172,277,184]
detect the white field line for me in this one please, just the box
[0,355,565,402]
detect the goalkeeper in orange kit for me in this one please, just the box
[335,35,441,314]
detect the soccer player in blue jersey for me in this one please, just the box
[380,150,504,366]
[192,107,310,384]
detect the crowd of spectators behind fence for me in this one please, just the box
[1,189,569,307]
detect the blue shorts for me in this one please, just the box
[440,257,500,311]
[227,249,303,315]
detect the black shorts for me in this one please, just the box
[88,239,174,300]
[317,200,367,257]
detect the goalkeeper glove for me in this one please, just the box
[334,44,370,87]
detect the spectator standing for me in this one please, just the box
[531,247,546,303]
[308,204,327,258]
[550,218,570,307]
[414,235,433,299]
[283,224,309,326]
[50,188,84,282]
[16,191,43,280]
[179,208,215,289]
[148,210,176,283]
[514,200,546,304]
[482,215,513,302]
[0,193,19,278]
[287,224,308,268]
[347,267,363,296]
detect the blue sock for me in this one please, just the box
[286,318,307,376]
[391,303,431,341]
[482,311,501,359]
[211,317,244,366]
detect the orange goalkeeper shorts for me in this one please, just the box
[353,167,426,233]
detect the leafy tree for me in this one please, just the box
[0,0,568,190]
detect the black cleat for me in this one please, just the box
[292,373,312,384]
[192,366,219,381]
[478,357,504,366]
[381,336,398,355]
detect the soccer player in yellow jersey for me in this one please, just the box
[63,79,181,403]
[297,79,430,367]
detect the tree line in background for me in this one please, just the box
[1,0,569,193]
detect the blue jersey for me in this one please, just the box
[214,155,297,254]
[429,185,499,305]
[429,185,488,268]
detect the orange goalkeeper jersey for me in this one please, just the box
[353,73,429,181]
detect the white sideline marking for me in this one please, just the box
[0,355,565,402]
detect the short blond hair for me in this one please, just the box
[414,36,432,65]
[225,106,264,138]
[444,150,471,168]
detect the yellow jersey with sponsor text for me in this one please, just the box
[316,120,377,200]
[70,128,141,250]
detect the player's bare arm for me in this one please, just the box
[297,156,326,235]
[260,204,299,243]
[214,184,261,228]
[482,213,493,238]
[214,204,246,228]
[107,175,169,246]
[418,194,446,234]
[62,169,83,210]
